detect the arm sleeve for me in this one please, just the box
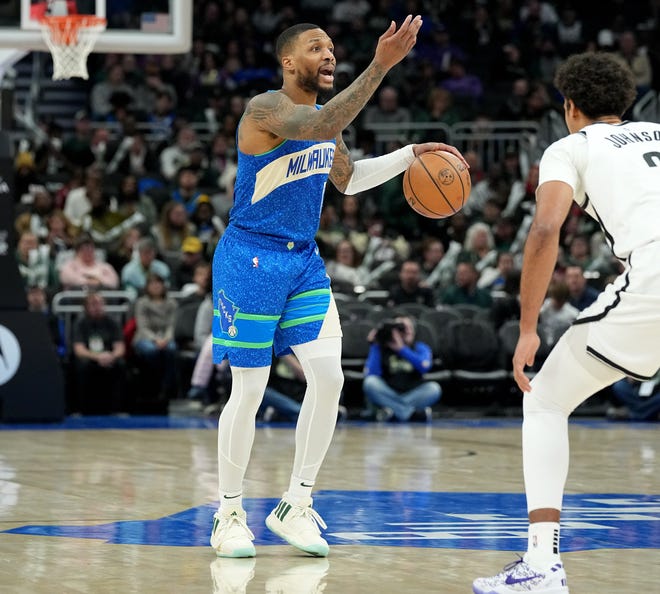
[98,263,120,289]
[72,318,85,346]
[162,300,178,342]
[398,342,433,373]
[58,261,83,288]
[344,145,416,195]
[193,298,213,350]
[363,343,383,377]
[134,300,158,342]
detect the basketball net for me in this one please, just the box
[39,15,106,80]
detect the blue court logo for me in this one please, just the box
[3,492,659,551]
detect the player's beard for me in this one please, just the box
[316,87,335,104]
[297,70,334,103]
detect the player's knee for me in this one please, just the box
[428,381,442,398]
[523,387,572,417]
[302,355,344,400]
[324,360,344,395]
[230,366,270,403]
[362,374,381,392]
[316,358,344,397]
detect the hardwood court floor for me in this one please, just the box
[0,417,657,593]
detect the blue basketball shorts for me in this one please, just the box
[211,230,341,367]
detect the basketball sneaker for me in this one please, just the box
[210,557,256,593]
[210,507,256,558]
[472,555,569,593]
[265,493,329,557]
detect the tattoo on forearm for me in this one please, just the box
[249,63,388,139]
[319,63,388,134]
[331,140,352,188]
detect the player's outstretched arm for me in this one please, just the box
[330,139,468,195]
[247,15,423,142]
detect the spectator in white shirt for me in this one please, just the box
[539,280,579,348]
[159,126,199,181]
[63,166,104,227]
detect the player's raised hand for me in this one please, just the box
[373,15,423,70]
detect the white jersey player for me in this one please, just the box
[473,52,660,594]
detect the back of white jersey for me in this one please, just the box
[540,121,660,259]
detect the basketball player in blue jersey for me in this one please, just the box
[209,16,467,559]
[474,53,660,593]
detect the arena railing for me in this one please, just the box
[51,289,135,359]
[73,119,561,186]
[353,120,546,179]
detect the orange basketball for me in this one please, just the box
[403,150,471,219]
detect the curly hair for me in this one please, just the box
[554,52,637,119]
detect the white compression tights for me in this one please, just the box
[217,365,270,496]
[290,337,344,480]
[523,324,623,512]
[217,337,343,495]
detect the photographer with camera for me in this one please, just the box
[363,316,442,422]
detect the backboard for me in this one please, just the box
[0,0,191,54]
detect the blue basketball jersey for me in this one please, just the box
[211,103,341,367]
[229,107,336,244]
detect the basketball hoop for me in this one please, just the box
[39,15,107,80]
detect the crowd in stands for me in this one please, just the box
[10,0,660,420]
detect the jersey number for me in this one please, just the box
[643,151,660,167]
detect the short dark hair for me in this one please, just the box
[275,23,320,60]
[137,237,156,253]
[554,52,637,119]
[83,290,104,309]
[146,272,165,284]
[548,280,570,304]
[74,232,94,250]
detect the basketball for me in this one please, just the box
[403,150,471,219]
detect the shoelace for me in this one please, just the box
[294,505,327,531]
[499,554,530,577]
[225,513,255,540]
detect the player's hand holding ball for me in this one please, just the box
[404,143,471,219]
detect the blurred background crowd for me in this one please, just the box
[8,0,660,421]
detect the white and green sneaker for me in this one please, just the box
[210,507,256,558]
[265,493,329,557]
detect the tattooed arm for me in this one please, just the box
[243,16,423,144]
[330,139,469,194]
[329,134,354,191]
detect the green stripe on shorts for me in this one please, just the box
[212,337,273,349]
[279,314,327,329]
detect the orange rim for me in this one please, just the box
[40,15,106,45]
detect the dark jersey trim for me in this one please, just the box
[573,263,631,325]
[586,345,654,381]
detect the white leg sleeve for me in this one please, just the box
[217,365,270,495]
[523,325,624,512]
[291,337,344,481]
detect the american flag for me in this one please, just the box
[141,12,170,33]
